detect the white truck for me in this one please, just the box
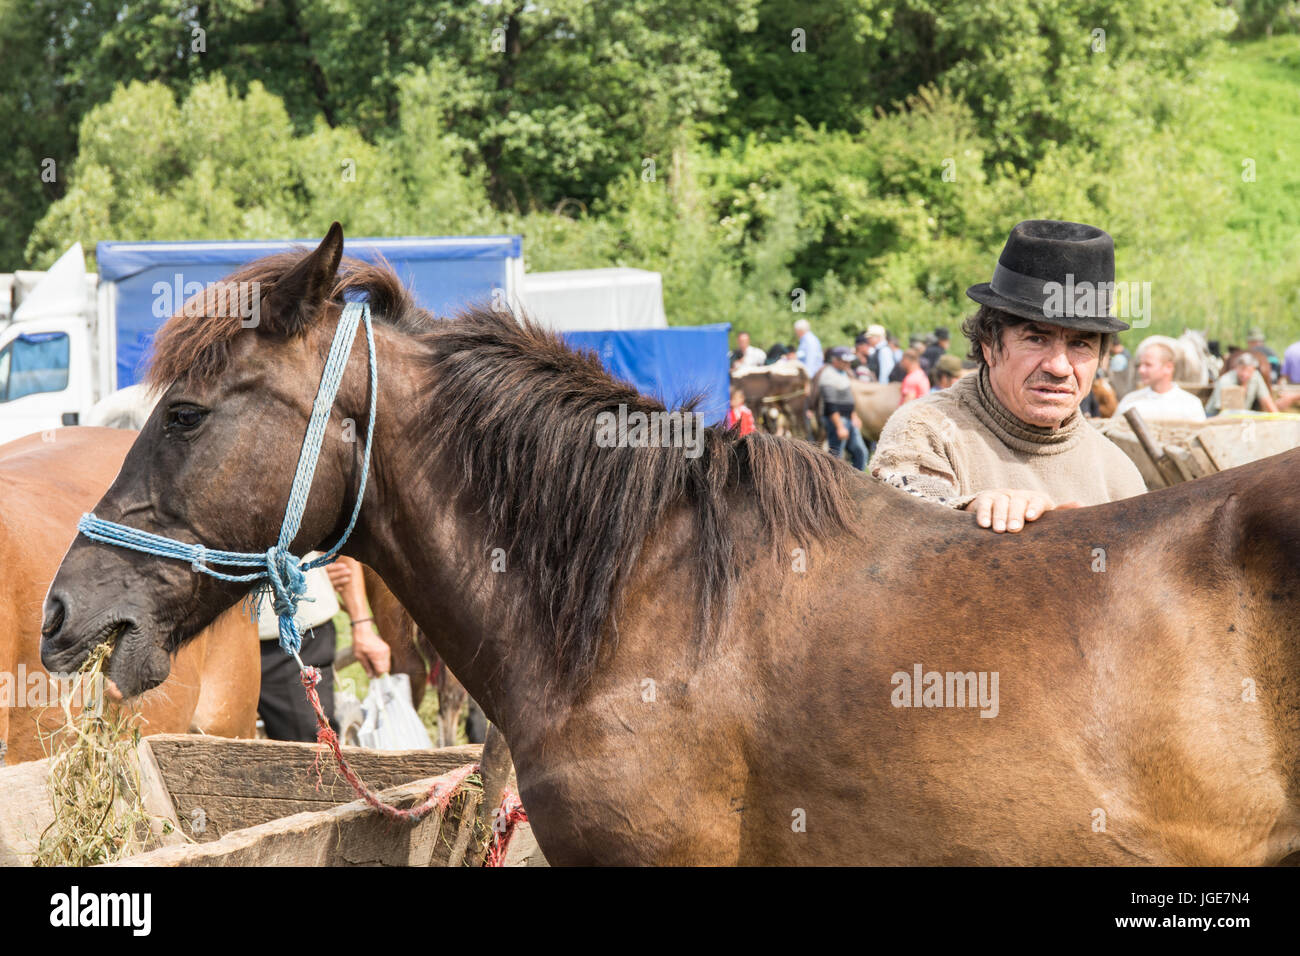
[0,237,675,446]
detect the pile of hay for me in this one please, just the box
[34,642,163,867]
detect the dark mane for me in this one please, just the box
[415,306,860,687]
[145,252,429,392]
[148,250,860,687]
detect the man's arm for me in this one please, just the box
[871,407,1076,532]
[870,410,972,508]
[326,555,391,676]
[877,347,895,383]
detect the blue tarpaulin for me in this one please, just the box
[565,325,731,424]
[97,236,521,389]
[95,235,730,422]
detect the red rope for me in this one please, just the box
[487,786,530,867]
[299,665,528,864]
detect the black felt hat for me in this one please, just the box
[966,220,1129,332]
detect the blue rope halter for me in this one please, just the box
[78,300,378,660]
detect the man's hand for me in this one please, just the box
[963,489,1080,533]
[350,619,391,677]
[324,559,352,591]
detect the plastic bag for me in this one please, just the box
[357,673,433,750]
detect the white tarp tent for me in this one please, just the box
[521,268,667,331]
[11,243,93,323]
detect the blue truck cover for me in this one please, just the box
[96,235,729,422]
[98,235,521,391]
[565,325,730,424]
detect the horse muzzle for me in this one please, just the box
[39,594,170,697]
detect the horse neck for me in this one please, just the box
[342,334,563,738]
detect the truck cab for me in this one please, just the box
[0,245,99,444]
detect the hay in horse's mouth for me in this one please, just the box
[89,621,131,700]
[35,639,158,867]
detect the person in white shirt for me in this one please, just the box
[864,324,895,383]
[1113,341,1206,422]
[733,331,767,368]
[794,319,823,376]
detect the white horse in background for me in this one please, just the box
[84,384,162,430]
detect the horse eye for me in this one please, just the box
[166,406,207,430]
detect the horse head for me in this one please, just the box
[41,224,369,696]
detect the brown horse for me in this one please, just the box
[731,363,812,439]
[849,379,901,443]
[1090,376,1119,418]
[1,428,259,765]
[41,226,1300,864]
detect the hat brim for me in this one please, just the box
[965,283,1130,333]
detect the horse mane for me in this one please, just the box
[147,250,860,688]
[414,307,860,688]
[145,252,431,392]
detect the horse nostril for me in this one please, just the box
[42,597,66,639]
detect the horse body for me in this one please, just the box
[2,428,259,764]
[849,379,901,442]
[39,227,1300,864]
[731,363,811,438]
[356,443,1298,865]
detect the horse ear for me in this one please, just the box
[259,222,344,337]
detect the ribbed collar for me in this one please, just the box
[954,366,1085,455]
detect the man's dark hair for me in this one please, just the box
[960,304,1113,368]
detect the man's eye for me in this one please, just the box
[166,406,207,430]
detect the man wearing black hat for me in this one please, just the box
[871,220,1146,532]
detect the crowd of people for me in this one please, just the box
[727,228,1300,486]
[728,320,977,467]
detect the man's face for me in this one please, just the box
[855,342,871,362]
[1237,363,1256,385]
[982,322,1102,429]
[867,334,881,348]
[737,333,750,350]
[794,326,806,340]
[1136,348,1174,389]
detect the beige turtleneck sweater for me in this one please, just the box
[870,367,1146,509]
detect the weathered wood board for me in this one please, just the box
[0,756,54,866]
[144,734,481,842]
[1096,415,1300,489]
[1,733,546,866]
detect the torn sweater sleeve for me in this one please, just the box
[869,408,975,510]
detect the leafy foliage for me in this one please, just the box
[7,1,1300,352]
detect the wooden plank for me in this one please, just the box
[144,735,480,841]
[132,738,186,848]
[147,734,478,801]
[0,757,53,866]
[1123,408,1181,486]
[1195,418,1300,471]
[503,823,549,867]
[107,776,477,867]
[476,724,514,837]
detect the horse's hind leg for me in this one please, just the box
[436,665,468,747]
